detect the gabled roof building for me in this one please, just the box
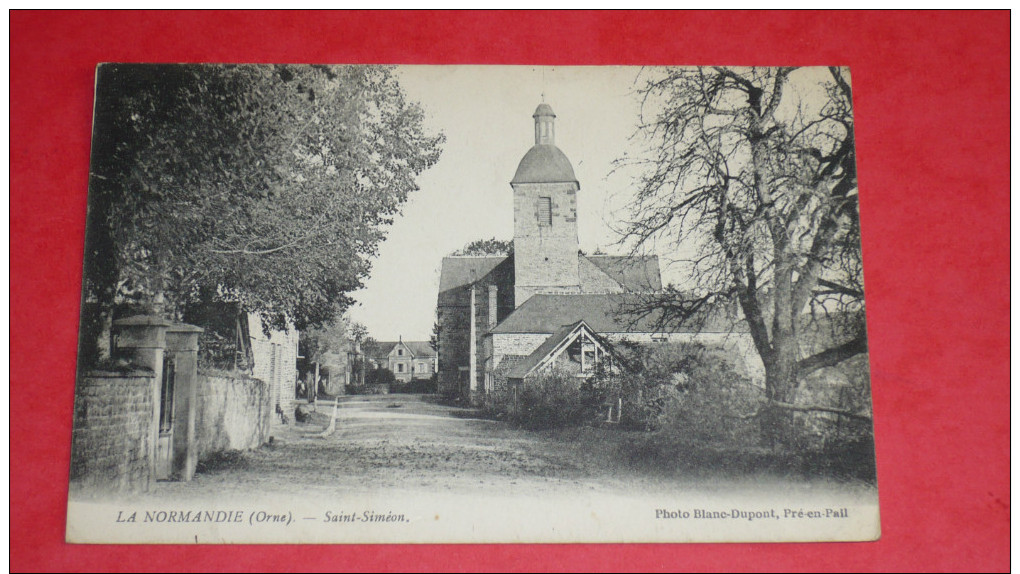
[370,339,437,382]
[436,104,763,402]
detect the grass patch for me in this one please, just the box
[538,424,876,484]
[618,432,877,484]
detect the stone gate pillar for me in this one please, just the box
[112,316,171,487]
[166,323,203,481]
[112,316,202,484]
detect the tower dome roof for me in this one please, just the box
[533,103,555,118]
[511,144,578,185]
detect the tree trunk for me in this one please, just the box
[762,332,799,451]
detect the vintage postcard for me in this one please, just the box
[67,64,879,543]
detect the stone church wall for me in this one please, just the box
[436,260,515,398]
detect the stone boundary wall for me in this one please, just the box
[70,371,156,493]
[195,372,271,460]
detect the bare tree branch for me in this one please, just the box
[795,333,868,377]
[814,278,863,299]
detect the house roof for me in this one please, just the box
[506,322,584,379]
[401,341,436,358]
[506,320,615,380]
[369,341,398,358]
[584,255,662,292]
[438,256,509,292]
[493,354,528,380]
[490,293,744,335]
[371,340,435,359]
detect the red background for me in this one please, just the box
[10,11,1010,572]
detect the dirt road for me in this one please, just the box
[77,393,878,544]
[148,393,876,509]
[154,394,652,502]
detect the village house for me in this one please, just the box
[437,103,764,403]
[369,339,437,383]
[244,313,299,426]
[182,301,300,424]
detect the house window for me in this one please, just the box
[538,197,552,226]
[397,363,405,373]
[397,348,404,356]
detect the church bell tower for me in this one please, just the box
[510,103,581,307]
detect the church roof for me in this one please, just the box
[583,255,662,292]
[511,144,578,185]
[438,256,510,292]
[489,293,745,335]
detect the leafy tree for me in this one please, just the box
[80,64,443,364]
[449,237,513,256]
[429,320,441,357]
[360,336,380,359]
[300,315,366,365]
[348,322,369,348]
[620,67,867,446]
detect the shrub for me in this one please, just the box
[506,367,602,429]
[365,367,396,386]
[785,355,875,455]
[670,360,763,446]
[592,341,875,482]
[480,385,515,420]
[391,378,438,394]
[593,341,762,441]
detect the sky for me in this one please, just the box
[347,66,672,341]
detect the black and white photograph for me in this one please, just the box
[67,64,879,543]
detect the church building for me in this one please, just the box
[436,103,761,402]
